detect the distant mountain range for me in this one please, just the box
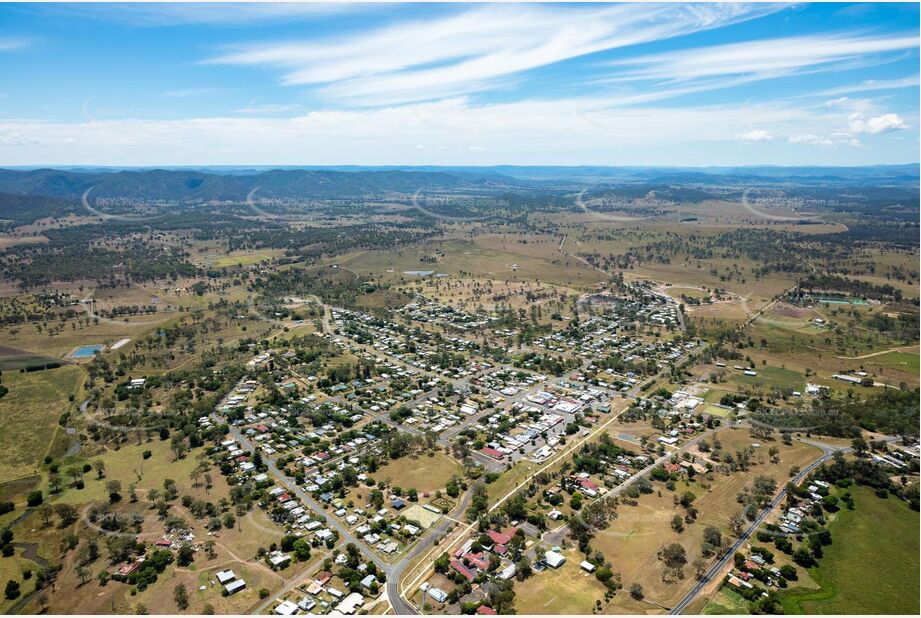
[0,164,916,202]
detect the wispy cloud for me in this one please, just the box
[807,75,921,97]
[0,37,29,51]
[206,3,783,106]
[609,32,918,83]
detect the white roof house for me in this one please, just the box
[274,600,299,615]
[544,551,566,568]
[216,569,236,584]
[426,587,448,603]
[335,592,365,615]
[224,579,246,595]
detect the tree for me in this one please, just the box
[671,514,684,533]
[26,490,43,507]
[792,548,815,568]
[570,492,583,511]
[292,539,311,562]
[175,543,194,567]
[93,460,106,479]
[658,543,687,581]
[729,511,746,537]
[173,583,189,610]
[75,565,90,586]
[38,503,54,527]
[4,580,20,600]
[851,437,869,456]
[701,526,722,557]
[692,558,707,580]
[106,480,122,503]
[595,566,613,585]
[629,583,644,600]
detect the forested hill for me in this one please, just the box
[0,164,916,203]
[0,168,503,202]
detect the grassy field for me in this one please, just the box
[337,239,608,289]
[725,365,805,393]
[55,439,207,505]
[208,249,284,268]
[514,548,608,614]
[589,428,821,611]
[872,350,920,375]
[0,364,84,483]
[779,486,920,614]
[374,452,462,494]
[702,587,755,614]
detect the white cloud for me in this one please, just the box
[809,75,921,97]
[233,102,303,114]
[0,96,813,165]
[736,129,774,142]
[610,32,919,83]
[847,112,909,135]
[788,133,862,148]
[206,3,782,105]
[788,133,836,147]
[2,89,913,165]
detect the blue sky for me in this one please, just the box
[0,2,918,166]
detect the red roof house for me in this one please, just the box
[463,552,490,571]
[451,559,476,582]
[487,530,513,546]
[480,447,505,460]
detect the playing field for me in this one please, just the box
[779,486,920,614]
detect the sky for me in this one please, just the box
[0,1,918,166]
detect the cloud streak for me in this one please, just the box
[609,32,919,83]
[207,3,783,106]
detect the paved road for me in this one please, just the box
[668,439,844,615]
[540,428,716,548]
[387,489,473,614]
[225,293,700,614]
[214,376,478,615]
